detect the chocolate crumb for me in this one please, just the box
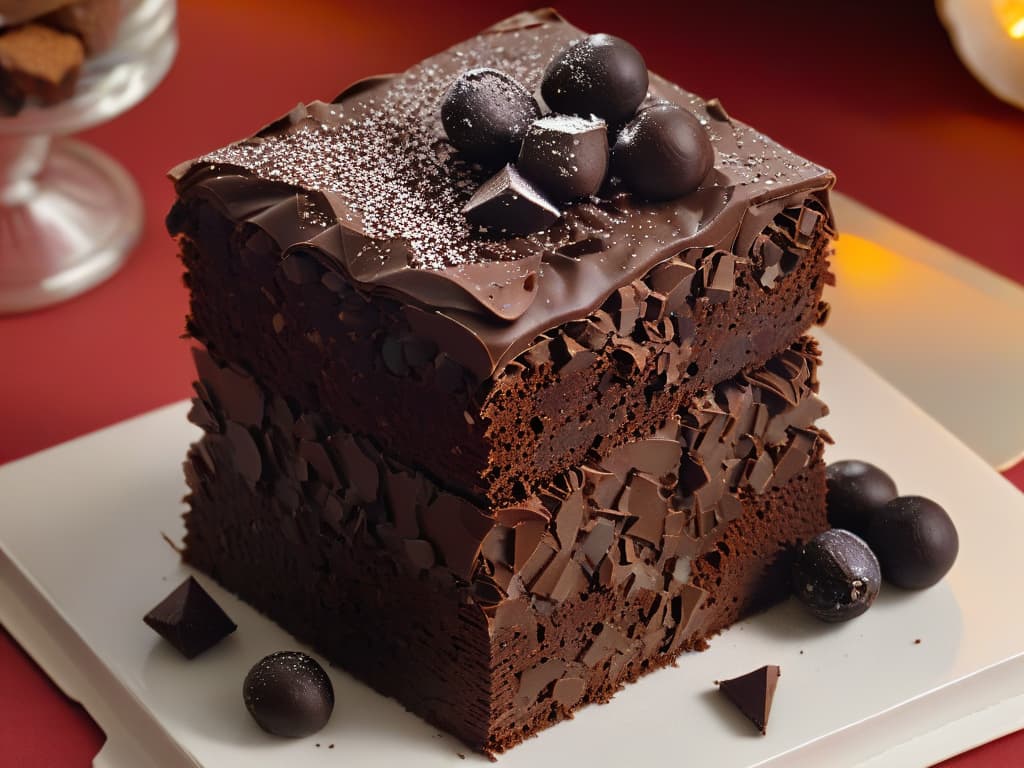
[914,638,921,645]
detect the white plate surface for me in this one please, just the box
[2,331,1023,768]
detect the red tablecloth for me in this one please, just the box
[2,1,1022,765]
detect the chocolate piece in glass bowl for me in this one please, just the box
[0,0,73,26]
[0,23,84,111]
[42,0,123,56]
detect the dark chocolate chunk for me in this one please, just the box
[866,496,958,589]
[825,460,898,537]
[792,529,881,622]
[717,665,780,735]
[441,68,540,165]
[243,651,334,738]
[462,164,560,236]
[143,576,237,659]
[517,115,608,203]
[540,33,648,125]
[612,103,714,201]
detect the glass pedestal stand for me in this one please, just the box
[0,0,178,313]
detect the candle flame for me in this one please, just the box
[995,0,1024,38]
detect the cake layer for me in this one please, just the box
[183,337,830,753]
[187,452,825,754]
[172,192,831,505]
[168,9,835,506]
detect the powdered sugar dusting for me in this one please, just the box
[204,26,580,270]
[197,21,828,272]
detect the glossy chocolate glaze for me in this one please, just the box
[170,9,834,379]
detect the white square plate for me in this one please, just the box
[2,331,1023,768]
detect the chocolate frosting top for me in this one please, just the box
[170,9,834,379]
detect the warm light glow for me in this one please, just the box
[832,234,905,290]
[995,0,1024,39]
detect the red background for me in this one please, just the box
[1,1,1022,765]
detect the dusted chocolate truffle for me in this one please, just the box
[462,163,560,235]
[612,103,713,201]
[143,576,236,659]
[540,33,648,125]
[517,114,608,202]
[243,651,335,738]
[866,496,959,589]
[826,460,898,536]
[792,529,881,622]
[441,68,540,165]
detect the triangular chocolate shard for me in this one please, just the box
[143,576,237,659]
[462,164,560,236]
[717,664,780,734]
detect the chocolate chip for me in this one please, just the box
[717,665,780,735]
[541,33,649,125]
[612,103,714,201]
[441,68,540,165]
[517,115,608,203]
[792,530,881,622]
[462,164,560,236]
[243,651,334,738]
[866,496,958,589]
[143,577,236,659]
[825,460,898,537]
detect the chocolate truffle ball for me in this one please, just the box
[541,33,649,125]
[441,68,540,165]
[866,496,959,589]
[792,529,881,623]
[243,651,334,738]
[825,460,899,537]
[517,114,608,202]
[611,103,714,201]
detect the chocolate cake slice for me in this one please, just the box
[168,9,836,755]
